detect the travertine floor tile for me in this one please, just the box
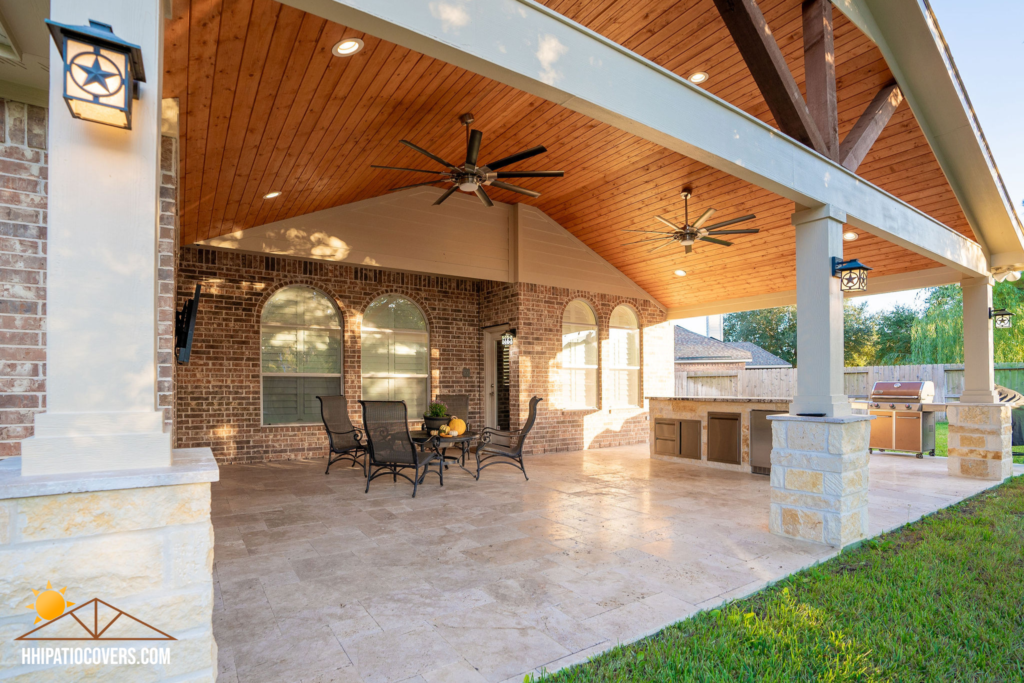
[211,445,1015,683]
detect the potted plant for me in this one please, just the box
[423,401,449,431]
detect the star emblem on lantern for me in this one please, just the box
[70,53,122,96]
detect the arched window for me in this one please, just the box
[261,286,342,425]
[561,299,598,409]
[609,305,640,407]
[361,295,429,417]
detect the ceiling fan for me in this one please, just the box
[622,188,758,254]
[371,113,564,207]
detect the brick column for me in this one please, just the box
[947,404,1012,480]
[769,414,872,547]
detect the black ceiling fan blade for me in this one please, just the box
[700,236,733,246]
[399,140,461,171]
[622,236,674,246]
[704,229,759,235]
[703,214,757,231]
[388,180,448,192]
[474,185,494,207]
[489,180,540,198]
[484,145,546,170]
[466,129,483,167]
[433,186,458,206]
[621,229,672,234]
[371,164,446,174]
[494,171,564,178]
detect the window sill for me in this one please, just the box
[262,422,322,429]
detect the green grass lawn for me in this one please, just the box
[537,475,1024,683]
[934,421,1024,464]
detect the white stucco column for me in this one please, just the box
[790,204,850,417]
[20,0,169,475]
[960,276,998,404]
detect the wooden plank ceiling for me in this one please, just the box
[164,0,976,308]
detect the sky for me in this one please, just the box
[677,2,1023,336]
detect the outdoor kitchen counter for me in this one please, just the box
[647,397,792,471]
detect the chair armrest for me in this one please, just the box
[480,427,520,446]
[328,428,364,446]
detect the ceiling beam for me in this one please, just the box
[277,0,988,279]
[802,0,839,160]
[839,82,904,172]
[711,0,829,157]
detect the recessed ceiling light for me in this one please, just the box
[264,191,282,199]
[843,231,858,242]
[688,72,709,84]
[332,38,364,57]
[674,269,687,277]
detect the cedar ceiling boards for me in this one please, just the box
[164,0,975,310]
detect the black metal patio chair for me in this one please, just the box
[360,400,443,497]
[317,395,366,475]
[475,396,542,481]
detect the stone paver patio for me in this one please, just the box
[211,445,1017,683]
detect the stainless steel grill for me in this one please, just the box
[867,381,941,458]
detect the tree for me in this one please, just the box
[723,306,797,365]
[908,281,1024,364]
[874,304,917,365]
[844,300,876,366]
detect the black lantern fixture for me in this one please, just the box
[990,308,1014,329]
[45,19,146,130]
[831,257,872,292]
[501,329,517,346]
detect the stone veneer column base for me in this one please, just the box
[768,415,873,547]
[0,448,218,681]
[947,404,1013,480]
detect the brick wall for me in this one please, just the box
[176,250,673,464]
[175,247,484,464]
[0,101,47,458]
[514,283,667,454]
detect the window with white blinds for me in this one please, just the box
[261,286,342,425]
[609,305,640,407]
[361,295,429,417]
[561,299,598,409]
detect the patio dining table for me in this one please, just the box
[410,429,477,472]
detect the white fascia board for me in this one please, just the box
[836,0,1024,266]
[667,266,960,318]
[282,0,987,277]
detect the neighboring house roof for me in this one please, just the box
[674,327,750,364]
[674,326,792,368]
[724,341,792,369]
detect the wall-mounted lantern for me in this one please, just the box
[501,329,517,346]
[45,19,146,130]
[990,308,1015,329]
[832,257,872,292]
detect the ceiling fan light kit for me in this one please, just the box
[371,113,564,207]
[621,187,759,255]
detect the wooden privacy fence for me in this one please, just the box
[675,364,1024,410]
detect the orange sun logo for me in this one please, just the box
[26,581,74,624]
